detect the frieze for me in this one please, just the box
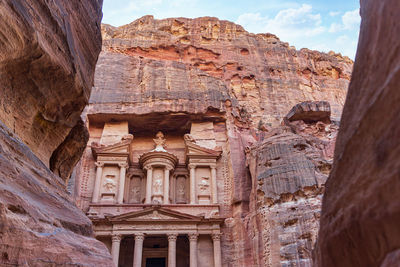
[113,224,197,231]
[97,156,128,162]
[189,159,217,164]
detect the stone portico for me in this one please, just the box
[94,207,223,267]
[85,121,225,267]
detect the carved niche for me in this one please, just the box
[196,167,211,204]
[128,176,142,203]
[175,176,187,204]
[100,165,120,202]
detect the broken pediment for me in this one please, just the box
[91,134,133,160]
[110,207,202,222]
[184,134,222,160]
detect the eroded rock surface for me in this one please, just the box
[314,0,400,266]
[0,0,113,266]
[0,122,112,266]
[0,0,102,166]
[78,16,353,266]
[240,113,337,267]
[93,16,352,126]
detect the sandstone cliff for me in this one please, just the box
[0,0,102,170]
[314,0,400,266]
[0,0,113,266]
[80,16,353,266]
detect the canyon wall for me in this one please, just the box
[0,0,113,266]
[0,0,102,169]
[77,16,353,266]
[314,0,400,266]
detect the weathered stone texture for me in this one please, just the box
[0,0,113,266]
[0,0,103,166]
[90,16,352,125]
[285,101,331,123]
[0,122,112,266]
[80,15,352,266]
[50,118,90,184]
[314,0,400,266]
[241,116,337,267]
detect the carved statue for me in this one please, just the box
[199,176,210,192]
[176,177,186,202]
[130,186,141,202]
[154,179,163,194]
[104,175,116,192]
[152,131,167,152]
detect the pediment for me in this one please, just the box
[91,135,133,158]
[110,207,202,222]
[185,142,222,158]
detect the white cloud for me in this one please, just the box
[336,35,350,45]
[342,9,360,30]
[329,11,340,17]
[329,22,342,33]
[335,35,358,58]
[236,4,326,41]
[329,8,360,32]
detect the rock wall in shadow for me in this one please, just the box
[314,0,400,266]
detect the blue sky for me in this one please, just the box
[102,0,360,58]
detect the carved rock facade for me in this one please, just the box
[74,16,352,266]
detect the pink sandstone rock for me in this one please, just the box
[314,0,400,266]
[0,0,113,266]
[77,15,351,265]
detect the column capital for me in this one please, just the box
[188,233,199,241]
[211,233,222,241]
[118,162,128,168]
[111,234,122,242]
[165,165,174,171]
[135,233,145,241]
[167,233,178,241]
[210,164,217,169]
[144,165,153,171]
[188,163,196,170]
[95,161,104,167]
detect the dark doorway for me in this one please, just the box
[146,257,166,267]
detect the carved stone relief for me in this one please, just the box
[152,131,167,152]
[176,176,187,203]
[198,177,210,194]
[104,175,116,192]
[196,167,211,204]
[152,168,164,203]
[100,165,120,202]
[128,176,142,203]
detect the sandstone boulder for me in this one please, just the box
[284,101,331,123]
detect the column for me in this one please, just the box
[189,164,196,204]
[212,233,222,267]
[163,167,171,204]
[188,233,198,267]
[92,162,104,203]
[133,233,145,267]
[167,233,178,267]
[210,165,218,204]
[145,166,153,204]
[111,234,121,267]
[117,163,128,204]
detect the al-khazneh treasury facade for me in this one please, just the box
[75,119,229,267]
